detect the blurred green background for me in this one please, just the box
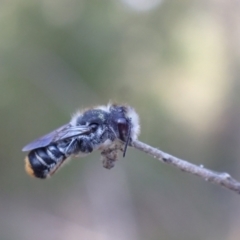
[1,0,240,240]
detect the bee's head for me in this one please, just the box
[106,105,132,157]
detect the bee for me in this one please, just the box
[22,103,140,179]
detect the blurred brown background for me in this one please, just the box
[1,0,240,239]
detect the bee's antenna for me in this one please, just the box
[123,120,131,158]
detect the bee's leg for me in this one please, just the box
[65,138,77,154]
[101,148,118,169]
[100,142,124,169]
[78,138,93,153]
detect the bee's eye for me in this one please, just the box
[89,123,98,131]
[117,118,127,125]
[116,117,129,141]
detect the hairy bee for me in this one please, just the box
[22,104,140,179]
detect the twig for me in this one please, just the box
[131,140,240,195]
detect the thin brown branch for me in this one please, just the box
[131,140,240,195]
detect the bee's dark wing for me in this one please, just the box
[22,124,92,152]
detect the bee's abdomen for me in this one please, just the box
[25,145,67,179]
